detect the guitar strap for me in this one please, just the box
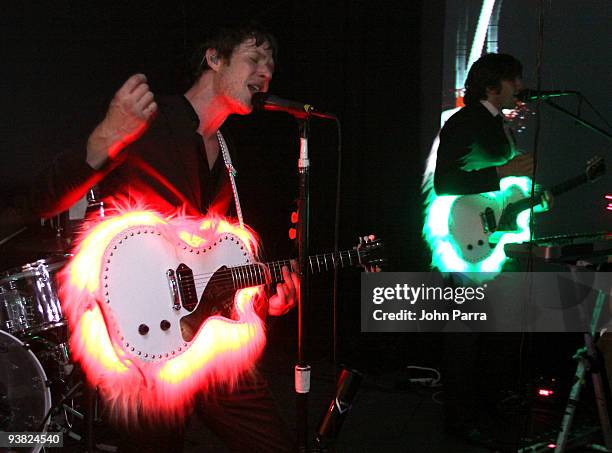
[217,130,244,228]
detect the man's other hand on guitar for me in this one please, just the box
[268,265,299,316]
[496,153,534,179]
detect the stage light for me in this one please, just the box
[538,388,554,397]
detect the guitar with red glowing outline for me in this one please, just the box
[100,226,384,363]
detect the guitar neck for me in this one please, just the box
[511,172,588,214]
[549,173,588,197]
[230,249,362,290]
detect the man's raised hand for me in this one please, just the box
[86,74,157,169]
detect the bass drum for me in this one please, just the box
[0,330,52,453]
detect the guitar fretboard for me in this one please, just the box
[549,173,588,197]
[510,172,592,215]
[229,249,361,290]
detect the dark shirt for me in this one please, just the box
[434,102,513,196]
[28,95,234,219]
[99,95,234,216]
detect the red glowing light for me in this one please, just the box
[547,443,556,449]
[59,204,266,423]
[288,227,297,240]
[290,211,299,223]
[538,389,554,397]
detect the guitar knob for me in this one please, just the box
[160,320,171,331]
[138,324,149,335]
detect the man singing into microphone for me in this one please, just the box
[25,23,296,452]
[434,53,534,195]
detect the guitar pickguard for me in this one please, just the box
[449,185,527,264]
[102,227,252,363]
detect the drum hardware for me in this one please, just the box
[551,283,612,453]
[0,253,116,450]
[0,257,67,337]
[37,380,83,432]
[27,337,73,384]
[86,186,105,219]
[0,226,28,247]
[508,246,612,452]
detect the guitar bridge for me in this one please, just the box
[166,269,181,310]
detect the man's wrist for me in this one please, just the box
[86,122,125,169]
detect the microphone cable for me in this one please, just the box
[332,116,343,370]
[517,0,545,449]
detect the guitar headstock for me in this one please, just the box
[356,236,386,272]
[586,155,606,182]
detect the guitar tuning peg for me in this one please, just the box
[360,235,374,244]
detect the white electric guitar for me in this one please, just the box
[99,225,384,363]
[448,156,605,264]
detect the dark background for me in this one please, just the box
[0,0,609,373]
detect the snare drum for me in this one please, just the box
[0,257,67,336]
[0,330,52,451]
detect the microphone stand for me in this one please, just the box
[295,117,311,452]
[254,94,336,450]
[544,99,612,142]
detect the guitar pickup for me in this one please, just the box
[177,264,198,312]
[480,207,497,233]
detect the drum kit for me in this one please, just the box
[0,205,104,452]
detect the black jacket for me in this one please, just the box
[434,102,513,196]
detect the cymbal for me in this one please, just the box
[0,227,71,271]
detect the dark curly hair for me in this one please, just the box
[464,53,522,106]
[192,22,278,81]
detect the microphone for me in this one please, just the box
[252,92,336,120]
[517,89,579,102]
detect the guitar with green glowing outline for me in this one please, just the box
[425,156,605,275]
[448,156,605,266]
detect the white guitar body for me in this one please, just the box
[448,185,526,263]
[101,226,252,363]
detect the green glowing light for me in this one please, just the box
[422,174,533,282]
